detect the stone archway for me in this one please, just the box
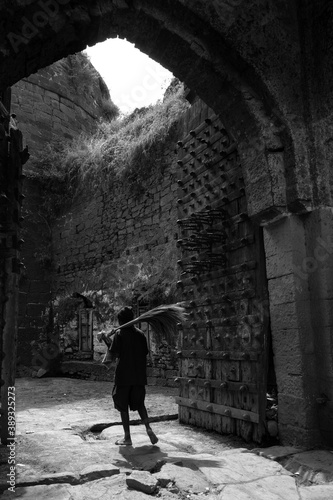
[1,0,333,447]
[0,1,315,214]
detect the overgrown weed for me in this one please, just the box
[26,80,189,217]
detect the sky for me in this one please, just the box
[85,38,174,114]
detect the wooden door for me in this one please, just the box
[78,309,93,352]
[175,102,270,442]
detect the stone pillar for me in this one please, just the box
[263,215,322,446]
[303,208,333,445]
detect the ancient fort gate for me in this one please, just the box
[174,100,271,442]
[1,0,333,447]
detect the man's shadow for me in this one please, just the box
[117,442,223,473]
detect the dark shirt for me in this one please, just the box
[110,326,148,385]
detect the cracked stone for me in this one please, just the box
[219,475,300,499]
[126,470,158,495]
[252,446,304,461]
[79,463,120,481]
[154,462,210,494]
[17,471,78,487]
[1,484,74,500]
[282,450,333,485]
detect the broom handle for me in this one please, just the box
[114,317,142,330]
[102,317,142,340]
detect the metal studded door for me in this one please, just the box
[175,100,270,443]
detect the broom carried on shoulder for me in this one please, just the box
[97,303,187,366]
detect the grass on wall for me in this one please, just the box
[26,80,188,218]
[52,52,120,121]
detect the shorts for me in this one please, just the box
[112,385,146,412]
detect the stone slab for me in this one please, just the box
[154,461,210,494]
[283,450,333,485]
[6,377,333,500]
[79,463,120,481]
[2,474,151,500]
[219,475,300,500]
[252,446,304,461]
[2,483,75,499]
[299,484,333,500]
[126,470,158,494]
[17,471,78,487]
[193,450,292,486]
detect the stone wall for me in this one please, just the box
[0,0,333,447]
[14,56,112,371]
[51,138,182,383]
[11,56,111,156]
[17,179,53,369]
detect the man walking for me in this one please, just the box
[108,306,158,446]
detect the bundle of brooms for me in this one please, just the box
[98,303,187,365]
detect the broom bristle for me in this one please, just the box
[118,303,187,337]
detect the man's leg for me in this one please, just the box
[113,385,132,445]
[137,405,158,444]
[119,409,132,445]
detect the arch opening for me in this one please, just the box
[1,0,331,449]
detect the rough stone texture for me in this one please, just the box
[218,475,300,500]
[11,60,109,156]
[253,446,304,461]
[18,471,79,487]
[79,463,120,481]
[264,210,333,446]
[2,378,333,500]
[0,0,320,216]
[299,484,333,500]
[263,215,323,446]
[1,0,333,450]
[154,462,210,494]
[126,470,158,494]
[282,450,333,485]
[16,179,53,369]
[50,138,180,378]
[2,484,75,500]
[14,58,113,370]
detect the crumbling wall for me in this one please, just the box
[14,57,111,373]
[51,141,181,385]
[11,56,111,155]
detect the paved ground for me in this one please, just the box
[0,377,333,499]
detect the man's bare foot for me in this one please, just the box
[115,438,132,446]
[147,428,158,445]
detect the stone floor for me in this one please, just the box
[0,377,333,499]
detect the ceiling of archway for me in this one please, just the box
[0,0,300,117]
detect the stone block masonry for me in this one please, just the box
[51,141,181,381]
[14,57,113,373]
[52,144,179,290]
[11,59,110,156]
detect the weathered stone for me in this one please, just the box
[79,464,120,481]
[17,471,78,487]
[196,450,290,485]
[126,470,158,494]
[154,462,210,494]
[1,484,74,500]
[219,475,299,500]
[299,484,333,500]
[252,446,304,461]
[3,0,333,449]
[282,450,333,485]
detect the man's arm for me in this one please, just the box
[109,331,121,361]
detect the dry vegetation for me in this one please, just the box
[26,79,189,219]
